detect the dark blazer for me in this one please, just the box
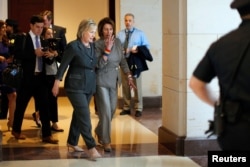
[55,39,97,94]
[127,45,153,78]
[21,33,46,85]
[12,33,27,62]
[52,25,67,59]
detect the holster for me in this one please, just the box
[205,100,241,138]
[224,100,241,123]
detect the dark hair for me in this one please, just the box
[97,17,115,38]
[30,15,44,25]
[40,10,53,21]
[5,19,19,33]
[238,4,250,16]
[0,20,9,46]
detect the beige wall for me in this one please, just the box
[0,0,8,20]
[54,0,109,42]
[53,0,109,86]
[0,0,162,97]
[54,0,162,97]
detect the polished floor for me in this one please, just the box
[0,97,201,167]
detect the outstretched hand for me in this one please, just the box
[104,35,115,50]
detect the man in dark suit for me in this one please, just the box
[11,15,58,144]
[30,10,67,131]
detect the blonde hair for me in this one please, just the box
[76,19,96,39]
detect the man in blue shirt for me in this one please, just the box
[117,13,150,117]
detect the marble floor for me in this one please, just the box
[0,97,201,167]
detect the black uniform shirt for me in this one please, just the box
[193,20,250,102]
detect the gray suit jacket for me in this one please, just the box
[56,39,97,94]
[95,38,130,89]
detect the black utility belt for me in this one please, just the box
[223,100,250,123]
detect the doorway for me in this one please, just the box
[8,0,53,32]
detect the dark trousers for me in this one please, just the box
[218,120,250,150]
[66,92,96,149]
[46,75,58,123]
[34,75,58,123]
[12,74,51,138]
[0,94,8,119]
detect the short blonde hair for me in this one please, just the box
[76,19,96,40]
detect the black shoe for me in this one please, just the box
[51,126,64,132]
[42,136,59,144]
[120,110,131,115]
[32,112,41,127]
[103,143,112,152]
[135,111,142,117]
[12,131,26,139]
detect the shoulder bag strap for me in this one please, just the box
[220,40,250,102]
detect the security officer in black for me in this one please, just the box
[189,0,250,151]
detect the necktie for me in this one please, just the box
[124,31,130,55]
[35,36,43,71]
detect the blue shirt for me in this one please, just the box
[117,27,150,51]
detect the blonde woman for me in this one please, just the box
[52,19,101,160]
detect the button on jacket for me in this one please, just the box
[55,40,97,94]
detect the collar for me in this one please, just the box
[29,30,39,39]
[125,28,134,33]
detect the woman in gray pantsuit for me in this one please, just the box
[94,17,136,152]
[52,19,101,160]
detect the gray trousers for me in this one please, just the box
[66,92,96,149]
[121,70,143,112]
[95,86,117,144]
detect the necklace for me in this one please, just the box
[82,42,90,48]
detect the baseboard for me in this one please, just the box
[183,136,221,156]
[117,96,162,109]
[158,126,185,155]
[158,126,221,156]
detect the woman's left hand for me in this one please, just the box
[128,78,137,90]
